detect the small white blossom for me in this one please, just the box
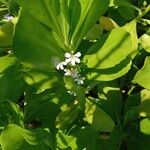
[65,51,81,66]
[3,14,14,21]
[56,61,67,70]
[74,77,85,85]
[64,69,79,77]
[64,69,72,76]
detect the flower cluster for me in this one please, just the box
[56,51,85,85]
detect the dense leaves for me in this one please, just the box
[0,0,150,150]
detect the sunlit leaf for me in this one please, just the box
[134,57,150,90]
[13,9,64,70]
[139,34,150,53]
[85,100,115,132]
[0,124,49,150]
[100,16,118,31]
[0,55,25,101]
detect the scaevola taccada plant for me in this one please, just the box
[0,0,150,150]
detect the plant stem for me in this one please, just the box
[136,4,150,21]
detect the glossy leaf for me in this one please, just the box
[15,0,109,51]
[56,131,77,149]
[99,127,123,150]
[0,20,14,47]
[76,126,100,150]
[85,24,103,40]
[100,16,118,31]
[0,101,24,127]
[0,55,25,101]
[13,9,64,70]
[0,124,49,150]
[24,92,60,129]
[23,68,63,93]
[84,28,132,69]
[134,57,150,90]
[85,100,115,132]
[56,104,80,130]
[110,0,139,10]
[140,118,150,135]
[83,27,133,81]
[136,89,150,117]
[123,19,138,57]
[71,0,109,50]
[86,56,132,81]
[97,81,123,121]
[139,34,150,53]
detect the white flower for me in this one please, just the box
[64,69,79,77]
[3,14,14,21]
[65,51,81,66]
[74,77,85,85]
[56,61,67,70]
[64,69,72,76]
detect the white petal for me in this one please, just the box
[65,53,71,58]
[62,61,67,65]
[74,52,81,57]
[64,69,71,76]
[56,64,60,70]
[60,64,64,70]
[71,59,76,66]
[75,57,80,63]
[80,80,84,84]
[65,58,72,63]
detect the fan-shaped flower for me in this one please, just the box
[65,52,81,66]
[56,61,67,70]
[74,77,85,85]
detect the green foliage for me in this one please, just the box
[0,0,150,150]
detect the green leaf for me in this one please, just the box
[140,118,150,135]
[73,86,86,110]
[24,68,63,93]
[100,16,119,31]
[56,131,77,149]
[63,77,86,109]
[0,124,49,150]
[76,126,100,150]
[135,89,150,117]
[0,101,24,127]
[123,19,138,57]
[56,104,80,130]
[110,0,139,11]
[85,24,103,41]
[97,81,123,122]
[86,56,132,81]
[134,57,150,90]
[71,0,109,50]
[63,76,76,90]
[84,28,132,69]
[83,27,133,81]
[85,100,115,132]
[99,127,123,150]
[13,9,64,70]
[24,91,60,129]
[15,0,109,51]
[0,55,25,101]
[0,19,16,47]
[139,34,150,53]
